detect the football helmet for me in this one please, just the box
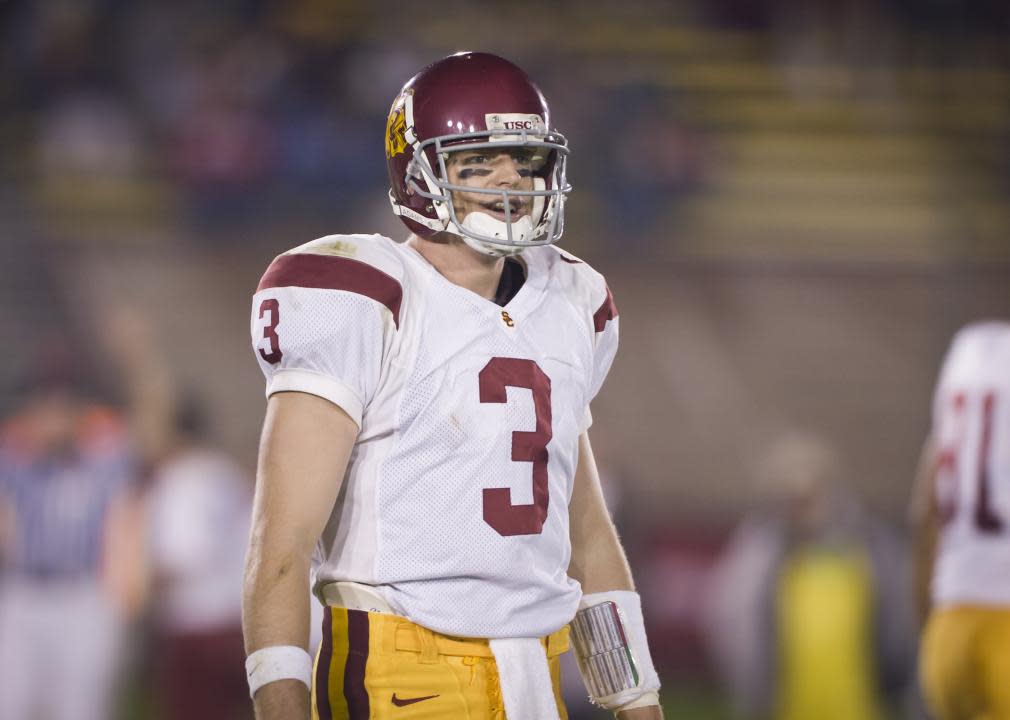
[386,52,570,256]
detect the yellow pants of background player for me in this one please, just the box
[920,605,1010,720]
[311,607,570,720]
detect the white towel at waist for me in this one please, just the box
[489,637,561,720]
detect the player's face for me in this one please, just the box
[445,148,537,223]
[23,388,81,454]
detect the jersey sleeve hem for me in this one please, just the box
[266,368,364,427]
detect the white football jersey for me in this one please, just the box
[250,234,618,638]
[931,321,1010,607]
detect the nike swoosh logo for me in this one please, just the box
[391,693,439,707]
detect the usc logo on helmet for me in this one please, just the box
[385,97,409,159]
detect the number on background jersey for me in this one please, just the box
[936,390,1003,533]
[975,393,1002,532]
[258,298,283,364]
[478,357,552,536]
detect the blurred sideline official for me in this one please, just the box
[145,395,252,720]
[706,432,915,720]
[0,375,147,719]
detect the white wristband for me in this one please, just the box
[245,645,314,698]
[572,590,661,711]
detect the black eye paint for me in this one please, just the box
[457,168,491,179]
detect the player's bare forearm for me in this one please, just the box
[244,541,314,719]
[0,501,14,566]
[252,678,310,719]
[101,307,174,463]
[243,392,358,719]
[570,433,663,719]
[568,432,635,592]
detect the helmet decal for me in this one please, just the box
[385,91,412,159]
[485,113,545,137]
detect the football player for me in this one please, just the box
[243,53,663,720]
[912,321,1010,720]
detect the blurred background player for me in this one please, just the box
[706,431,915,720]
[144,393,253,720]
[911,321,1010,720]
[243,52,662,720]
[0,316,162,720]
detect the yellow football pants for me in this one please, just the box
[311,607,570,720]
[920,605,1010,720]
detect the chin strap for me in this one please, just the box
[571,590,661,712]
[457,212,535,256]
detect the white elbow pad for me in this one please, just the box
[571,590,661,711]
[245,645,313,698]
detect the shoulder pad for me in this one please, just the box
[257,234,405,328]
[542,246,618,333]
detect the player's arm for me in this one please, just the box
[0,493,14,563]
[101,307,174,465]
[569,432,634,593]
[243,391,358,720]
[909,435,939,628]
[569,432,663,720]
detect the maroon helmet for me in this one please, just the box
[385,52,570,256]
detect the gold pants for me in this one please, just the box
[311,607,570,720]
[920,605,1010,720]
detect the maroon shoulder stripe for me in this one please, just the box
[344,610,370,720]
[258,253,402,329]
[559,253,582,264]
[315,607,333,720]
[593,285,618,332]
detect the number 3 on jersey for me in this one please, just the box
[258,298,283,364]
[479,357,552,537]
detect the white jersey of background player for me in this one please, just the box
[913,320,1010,720]
[929,320,1010,606]
[243,52,661,720]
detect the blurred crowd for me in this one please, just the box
[7,0,1004,249]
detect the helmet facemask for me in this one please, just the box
[405,129,570,257]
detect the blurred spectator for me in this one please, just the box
[0,370,145,720]
[768,0,898,100]
[144,394,252,720]
[705,431,915,720]
[605,88,710,248]
[166,29,284,229]
[33,89,160,226]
